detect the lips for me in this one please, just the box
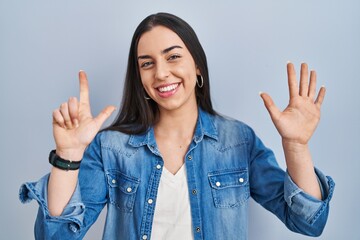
[155,83,180,98]
[157,83,179,93]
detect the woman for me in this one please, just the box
[20,12,334,240]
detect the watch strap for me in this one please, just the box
[49,150,82,171]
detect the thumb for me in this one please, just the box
[94,105,117,127]
[259,92,280,121]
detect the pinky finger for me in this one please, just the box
[52,109,66,128]
[315,86,326,108]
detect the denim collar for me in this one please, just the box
[128,108,218,150]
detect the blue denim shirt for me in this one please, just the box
[19,109,335,240]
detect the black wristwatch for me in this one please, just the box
[49,150,82,171]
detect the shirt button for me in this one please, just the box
[148,199,153,204]
[215,181,221,187]
[187,155,192,160]
[192,189,197,195]
[239,178,244,183]
[111,179,116,184]
[126,187,132,193]
[156,164,161,170]
[196,227,201,232]
[69,223,78,232]
[142,235,148,240]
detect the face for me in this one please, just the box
[137,26,200,113]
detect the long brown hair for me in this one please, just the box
[106,12,216,134]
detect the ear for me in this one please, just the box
[196,66,201,76]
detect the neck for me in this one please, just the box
[155,104,199,138]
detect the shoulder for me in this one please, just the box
[207,113,257,146]
[94,130,132,151]
[212,113,254,137]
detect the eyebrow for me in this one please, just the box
[137,45,183,60]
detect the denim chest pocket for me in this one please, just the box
[106,170,140,212]
[208,168,250,208]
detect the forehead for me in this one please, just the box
[137,26,186,55]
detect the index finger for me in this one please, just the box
[79,70,90,104]
[287,62,299,99]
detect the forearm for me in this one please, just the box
[282,140,322,200]
[48,150,83,216]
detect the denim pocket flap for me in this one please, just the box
[106,170,140,212]
[209,169,248,190]
[208,168,249,208]
[106,170,140,195]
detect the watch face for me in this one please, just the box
[49,150,81,171]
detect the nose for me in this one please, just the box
[155,61,170,81]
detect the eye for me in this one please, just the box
[168,54,181,61]
[140,61,153,69]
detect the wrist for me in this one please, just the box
[56,148,85,162]
[282,139,309,153]
[49,150,82,171]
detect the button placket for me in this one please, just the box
[138,156,162,240]
[184,149,203,239]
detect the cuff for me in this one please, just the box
[284,168,335,224]
[19,173,85,232]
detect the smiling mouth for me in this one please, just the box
[157,83,179,93]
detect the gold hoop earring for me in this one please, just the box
[196,75,204,88]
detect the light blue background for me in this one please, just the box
[1,1,359,239]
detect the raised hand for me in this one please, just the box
[52,71,116,160]
[260,62,326,145]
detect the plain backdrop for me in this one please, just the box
[1,1,359,239]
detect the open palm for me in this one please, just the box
[260,63,326,145]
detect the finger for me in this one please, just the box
[315,86,326,108]
[259,92,281,121]
[59,102,73,129]
[308,70,317,100]
[94,106,117,128]
[52,109,66,128]
[68,97,79,127]
[287,62,298,99]
[299,63,309,97]
[79,70,90,105]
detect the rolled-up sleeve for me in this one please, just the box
[284,168,335,225]
[19,174,86,237]
[19,133,107,239]
[248,126,335,237]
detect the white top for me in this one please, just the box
[150,164,193,240]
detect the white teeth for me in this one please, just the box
[158,83,178,93]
